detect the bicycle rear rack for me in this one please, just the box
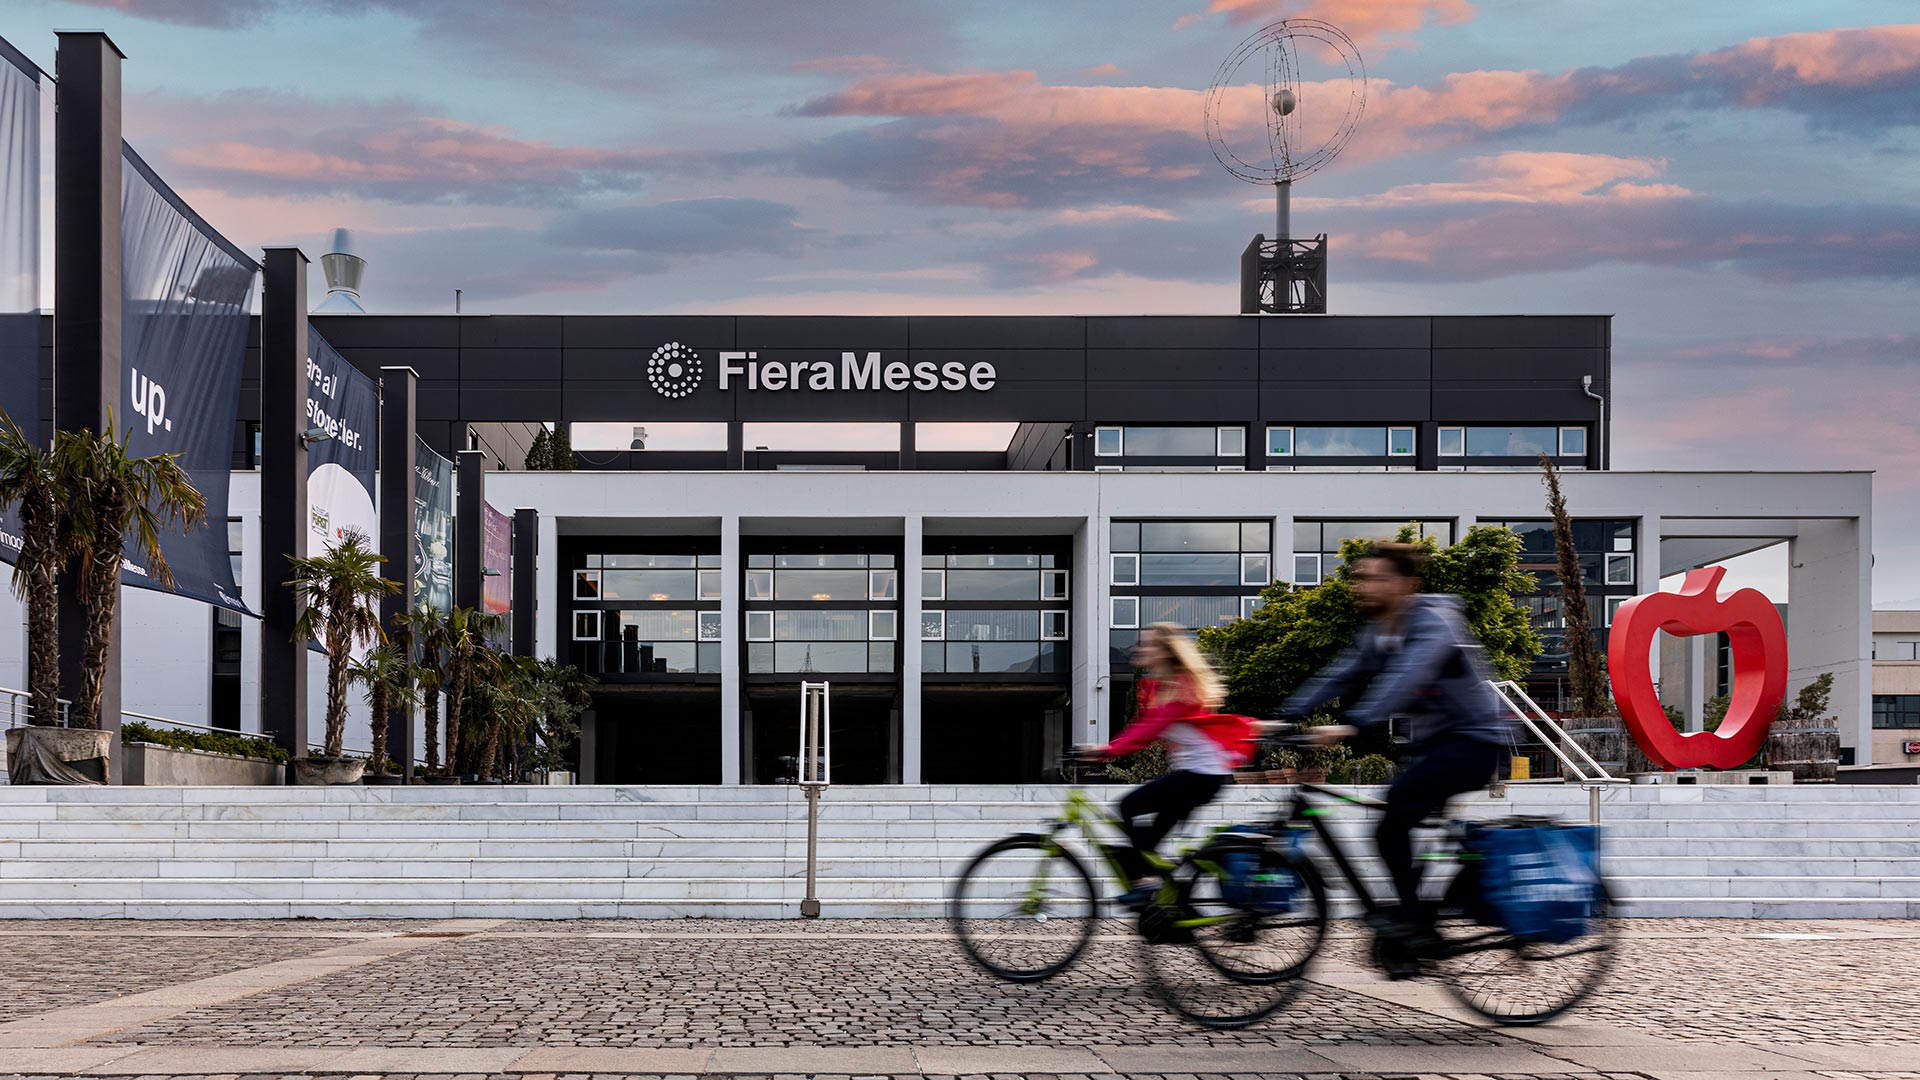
[1487,680,1630,825]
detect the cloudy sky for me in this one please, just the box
[3,0,1917,604]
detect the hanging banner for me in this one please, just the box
[483,502,511,646]
[0,37,42,564]
[305,326,378,553]
[414,437,454,614]
[118,145,257,614]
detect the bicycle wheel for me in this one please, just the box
[1177,840,1328,984]
[1137,901,1300,1028]
[1429,882,1619,1025]
[950,834,1098,982]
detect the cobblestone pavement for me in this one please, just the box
[0,918,1910,1079]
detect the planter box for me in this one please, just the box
[124,742,285,786]
[1631,769,1794,785]
[5,726,112,784]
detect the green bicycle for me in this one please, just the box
[950,772,1329,1026]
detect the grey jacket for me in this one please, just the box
[1281,594,1510,749]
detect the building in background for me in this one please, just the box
[1872,610,1920,764]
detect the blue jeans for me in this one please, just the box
[1115,769,1228,880]
[1377,740,1502,915]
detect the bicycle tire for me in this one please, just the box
[1430,881,1620,1025]
[1138,914,1300,1028]
[1178,839,1329,985]
[950,834,1098,983]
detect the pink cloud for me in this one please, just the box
[1081,63,1125,77]
[793,54,898,75]
[1297,151,1692,208]
[1696,24,1920,93]
[1051,204,1181,224]
[1175,0,1474,40]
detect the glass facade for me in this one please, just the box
[1873,695,1920,729]
[1109,519,1270,667]
[1291,519,1454,585]
[570,550,723,678]
[746,551,898,674]
[922,546,1070,677]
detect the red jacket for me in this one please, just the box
[1102,677,1257,768]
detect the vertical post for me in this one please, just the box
[1276,179,1290,243]
[454,449,485,612]
[379,366,419,779]
[898,418,916,471]
[720,513,741,783]
[511,508,537,657]
[54,32,125,772]
[900,515,922,784]
[259,248,309,764]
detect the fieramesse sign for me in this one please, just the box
[648,342,996,399]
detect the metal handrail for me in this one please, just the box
[0,686,72,728]
[125,710,275,742]
[1488,679,1629,826]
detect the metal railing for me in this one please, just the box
[126,710,275,742]
[0,686,71,728]
[797,680,831,918]
[1488,679,1630,825]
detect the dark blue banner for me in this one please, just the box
[414,438,454,614]
[305,325,378,552]
[0,36,43,564]
[118,144,257,614]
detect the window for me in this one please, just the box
[1216,465,1244,472]
[1873,695,1920,729]
[698,611,723,641]
[599,569,697,601]
[746,569,773,600]
[1267,427,1293,456]
[1216,426,1245,458]
[1606,596,1627,626]
[1041,569,1069,600]
[1461,426,1559,458]
[1560,426,1587,457]
[1294,553,1322,586]
[1094,426,1123,456]
[574,570,601,600]
[1389,427,1416,457]
[922,610,945,641]
[1134,595,1243,628]
[1119,426,1220,456]
[1241,553,1271,586]
[1242,595,1265,619]
[774,569,867,601]
[1110,553,1139,586]
[572,611,601,641]
[869,610,898,641]
[1094,465,1122,472]
[922,569,945,601]
[946,569,1040,600]
[1294,426,1388,456]
[1041,610,1070,640]
[1438,427,1464,457]
[1606,554,1634,586]
[868,569,898,601]
[698,569,722,601]
[1111,597,1139,629]
[745,610,773,641]
[1898,641,1920,661]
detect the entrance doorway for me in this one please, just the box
[747,685,899,784]
[922,686,1068,783]
[590,687,721,783]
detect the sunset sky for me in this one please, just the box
[3,0,1916,604]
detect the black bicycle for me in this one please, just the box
[1160,771,1619,1025]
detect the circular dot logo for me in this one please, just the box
[647,342,703,399]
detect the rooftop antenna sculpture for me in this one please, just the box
[1204,18,1365,313]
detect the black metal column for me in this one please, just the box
[259,248,309,764]
[53,32,124,768]
[454,449,484,613]
[378,366,418,779]
[511,508,537,657]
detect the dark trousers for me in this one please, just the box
[1115,769,1228,880]
[1376,739,1502,915]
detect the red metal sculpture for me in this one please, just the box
[1606,565,1788,771]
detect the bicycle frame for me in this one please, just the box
[1030,786,1247,930]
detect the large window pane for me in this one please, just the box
[1138,552,1240,586]
[599,570,697,601]
[1295,426,1387,456]
[775,641,869,672]
[775,554,868,569]
[944,610,1041,642]
[945,641,1050,674]
[1241,521,1271,553]
[1138,522,1241,552]
[773,609,867,641]
[598,639,698,674]
[947,554,1041,568]
[606,610,697,640]
[945,569,1040,601]
[774,569,868,601]
[1137,594,1241,628]
[1110,521,1141,551]
[1465,426,1558,457]
[603,554,696,569]
[1122,426,1217,456]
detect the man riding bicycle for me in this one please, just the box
[1275,542,1509,945]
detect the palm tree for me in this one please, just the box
[0,415,66,727]
[401,604,449,771]
[54,420,207,729]
[348,641,417,775]
[473,649,534,781]
[288,534,398,758]
[442,606,505,775]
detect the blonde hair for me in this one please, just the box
[1144,623,1224,710]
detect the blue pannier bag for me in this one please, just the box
[1467,819,1601,945]
[1219,828,1302,913]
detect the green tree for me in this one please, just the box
[57,420,207,729]
[348,641,418,775]
[442,606,506,775]
[1198,524,1540,727]
[0,415,66,726]
[524,427,552,471]
[400,604,449,770]
[1540,455,1610,716]
[288,534,398,758]
[546,423,572,469]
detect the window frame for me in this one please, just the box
[1438,426,1465,457]
[1094,426,1123,457]
[573,570,602,600]
[745,568,774,601]
[1241,595,1265,619]
[1388,426,1416,457]
[1110,553,1139,587]
[1040,569,1069,600]
[697,568,723,601]
[1110,596,1139,629]
[1559,426,1587,457]
[571,610,601,641]
[1606,553,1635,586]
[921,568,945,601]
[1040,609,1070,641]
[1240,552,1271,587]
[869,609,898,642]
[1293,553,1322,586]
[1216,425,1246,458]
[697,611,723,641]
[745,610,774,642]
[1266,425,1294,457]
[868,568,898,601]
[1605,596,1627,627]
[921,609,945,641]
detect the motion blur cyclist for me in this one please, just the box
[1276,542,1509,945]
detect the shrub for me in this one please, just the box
[1104,741,1169,784]
[121,720,289,764]
[1353,753,1394,785]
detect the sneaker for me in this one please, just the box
[1115,881,1160,909]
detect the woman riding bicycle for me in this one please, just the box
[1080,623,1255,908]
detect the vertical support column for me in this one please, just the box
[720,513,742,783]
[1271,512,1294,597]
[378,366,418,779]
[1245,421,1266,472]
[1788,517,1873,764]
[901,515,923,784]
[1638,515,1664,699]
[1072,512,1109,748]
[1067,421,1093,471]
[258,248,309,764]
[725,420,743,470]
[1685,635,1709,733]
[899,420,916,471]
[454,449,485,612]
[54,32,125,770]
[536,514,559,659]
[511,508,537,657]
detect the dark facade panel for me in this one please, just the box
[461,384,564,421]
[311,314,458,349]
[1088,385,1261,422]
[1431,316,1606,350]
[1260,316,1431,350]
[562,315,735,350]
[1259,386,1433,422]
[1433,347,1605,381]
[1261,348,1431,381]
[909,316,1082,350]
[461,347,564,381]
[1087,316,1258,350]
[913,348,1085,381]
[736,316,911,350]
[1089,348,1257,381]
[416,384,460,420]
[1432,386,1606,423]
[333,346,461,382]
[564,349,647,382]
[459,315,563,349]
[905,386,1085,423]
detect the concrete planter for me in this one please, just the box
[4,726,112,784]
[292,756,367,785]
[124,742,285,786]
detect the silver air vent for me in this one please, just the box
[313,227,367,313]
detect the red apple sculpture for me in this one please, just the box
[1607,565,1787,771]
